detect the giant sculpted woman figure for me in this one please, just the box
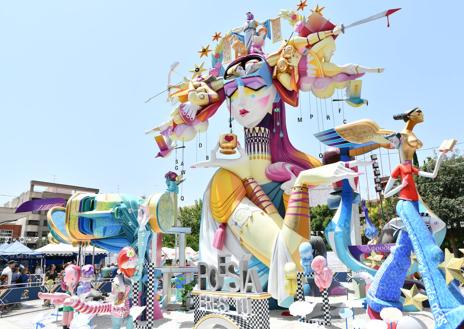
[193,55,358,306]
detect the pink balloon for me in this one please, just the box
[311,256,333,291]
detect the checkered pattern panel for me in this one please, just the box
[250,299,270,329]
[193,295,203,323]
[296,272,305,301]
[145,263,156,327]
[301,288,331,326]
[134,263,158,329]
[132,280,140,328]
[321,289,331,325]
[135,322,149,329]
[193,295,270,329]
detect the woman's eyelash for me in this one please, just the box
[246,85,265,91]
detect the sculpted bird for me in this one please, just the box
[333,80,368,107]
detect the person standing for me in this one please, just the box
[34,265,43,275]
[11,266,20,284]
[44,264,58,283]
[17,266,29,287]
[1,260,17,285]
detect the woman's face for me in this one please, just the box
[224,59,276,129]
[225,77,276,128]
[409,109,424,123]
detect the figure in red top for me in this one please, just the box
[390,161,419,201]
[367,108,464,329]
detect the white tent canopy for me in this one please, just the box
[161,247,198,260]
[36,243,108,256]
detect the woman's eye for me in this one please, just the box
[245,81,265,90]
[224,85,237,97]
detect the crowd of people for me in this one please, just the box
[0,259,119,313]
[0,260,32,288]
[0,260,118,292]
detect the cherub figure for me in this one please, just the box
[311,256,333,292]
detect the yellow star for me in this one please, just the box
[401,284,428,311]
[212,32,222,42]
[297,0,308,11]
[408,253,418,272]
[438,249,464,285]
[312,5,325,14]
[365,251,384,268]
[189,63,207,79]
[198,45,212,58]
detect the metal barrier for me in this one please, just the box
[0,277,113,307]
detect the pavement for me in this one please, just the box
[0,296,436,329]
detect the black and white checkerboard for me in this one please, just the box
[193,294,270,329]
[134,263,158,329]
[296,272,331,326]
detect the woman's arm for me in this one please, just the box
[347,159,372,168]
[418,152,445,179]
[383,176,407,198]
[289,27,340,54]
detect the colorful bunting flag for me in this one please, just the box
[271,17,282,43]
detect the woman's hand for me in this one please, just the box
[191,142,252,179]
[294,162,359,190]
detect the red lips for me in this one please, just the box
[239,109,249,116]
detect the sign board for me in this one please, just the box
[193,255,270,329]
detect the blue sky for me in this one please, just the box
[1,1,462,205]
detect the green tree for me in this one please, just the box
[163,199,202,250]
[310,204,334,233]
[310,204,334,249]
[416,154,464,254]
[366,196,397,232]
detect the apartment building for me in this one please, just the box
[1,180,99,248]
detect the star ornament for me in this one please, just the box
[212,32,222,42]
[401,284,428,311]
[312,4,325,14]
[189,63,207,79]
[297,0,308,11]
[198,45,212,58]
[365,251,384,268]
[438,249,464,285]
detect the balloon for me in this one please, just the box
[284,262,298,296]
[299,242,314,277]
[366,319,388,329]
[64,264,81,292]
[289,301,315,317]
[396,316,427,329]
[380,307,403,323]
[311,256,333,291]
[117,246,138,278]
[194,120,209,132]
[174,125,196,141]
